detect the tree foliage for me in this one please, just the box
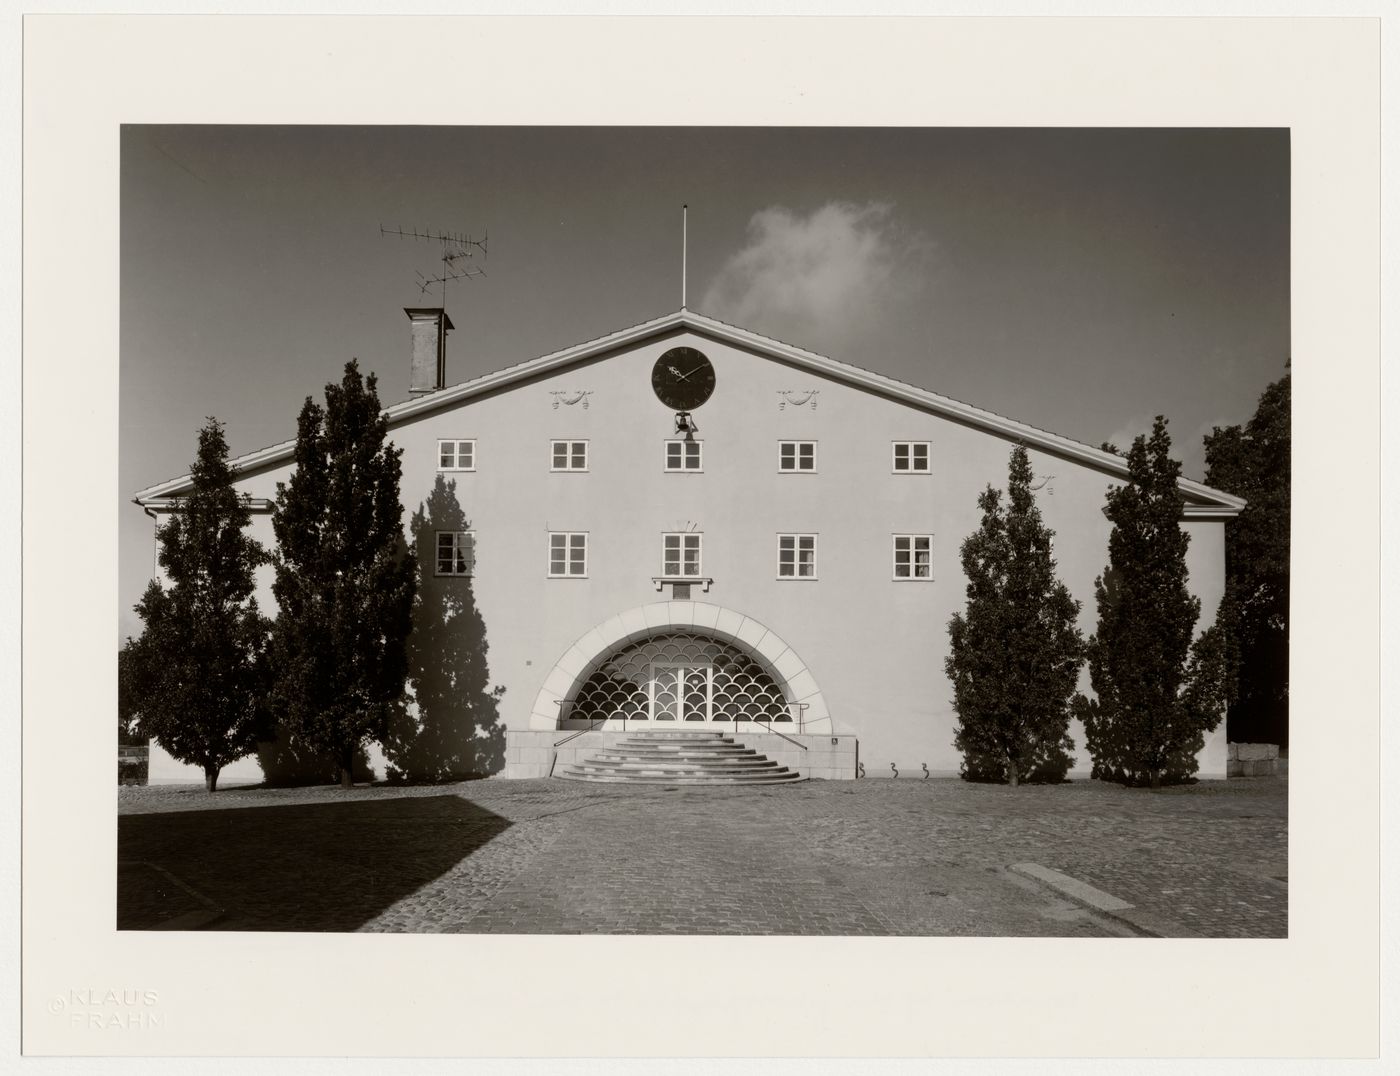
[268,360,417,788]
[117,643,146,746]
[124,419,271,791]
[946,445,1083,785]
[1204,372,1290,747]
[1075,417,1228,787]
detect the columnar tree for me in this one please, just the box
[946,445,1083,785]
[268,360,416,788]
[1075,417,1228,787]
[1204,371,1290,747]
[124,419,271,792]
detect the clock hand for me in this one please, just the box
[668,365,691,381]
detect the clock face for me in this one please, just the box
[651,347,716,411]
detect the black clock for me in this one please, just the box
[652,347,716,410]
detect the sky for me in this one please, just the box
[119,125,1290,641]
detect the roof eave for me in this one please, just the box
[132,307,1248,514]
[134,495,275,513]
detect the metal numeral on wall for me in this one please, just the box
[922,763,930,779]
[890,762,898,778]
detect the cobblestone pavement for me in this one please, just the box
[117,862,207,929]
[118,776,1286,937]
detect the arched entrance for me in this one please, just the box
[569,632,790,725]
[526,602,831,734]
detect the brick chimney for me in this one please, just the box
[404,308,454,394]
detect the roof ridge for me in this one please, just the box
[684,308,1119,463]
[132,306,1244,513]
[385,308,684,410]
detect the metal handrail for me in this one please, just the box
[556,714,806,751]
[732,713,808,751]
[554,717,609,748]
[553,693,809,752]
[553,696,629,747]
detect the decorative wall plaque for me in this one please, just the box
[550,390,593,410]
[777,390,819,411]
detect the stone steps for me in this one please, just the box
[582,749,778,766]
[555,731,803,785]
[584,749,775,762]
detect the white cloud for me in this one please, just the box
[1104,415,1155,456]
[700,202,926,354]
[1104,415,1220,480]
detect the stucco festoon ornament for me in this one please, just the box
[777,390,820,411]
[550,390,593,410]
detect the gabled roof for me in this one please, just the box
[134,308,1246,517]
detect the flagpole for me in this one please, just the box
[681,204,688,310]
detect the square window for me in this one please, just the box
[664,439,703,471]
[663,533,702,577]
[435,531,475,576]
[551,440,588,472]
[548,532,587,577]
[892,441,932,474]
[779,441,816,472]
[893,534,933,579]
[438,439,476,471]
[778,534,816,579]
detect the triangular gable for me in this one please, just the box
[133,308,1247,517]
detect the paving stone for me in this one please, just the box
[118,774,1287,937]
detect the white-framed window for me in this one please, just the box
[664,439,703,471]
[438,439,476,471]
[435,531,475,577]
[662,533,703,577]
[892,534,933,580]
[778,440,816,472]
[777,534,817,579]
[548,532,588,578]
[551,440,589,472]
[892,441,932,474]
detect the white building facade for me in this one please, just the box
[135,308,1244,783]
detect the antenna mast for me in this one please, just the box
[681,204,688,310]
[379,224,489,307]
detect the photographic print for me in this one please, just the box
[21,13,1381,1061]
[117,125,1290,939]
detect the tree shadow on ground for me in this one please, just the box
[118,794,510,931]
[381,476,506,781]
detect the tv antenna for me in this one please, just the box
[380,224,488,306]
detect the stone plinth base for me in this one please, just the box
[1227,742,1281,777]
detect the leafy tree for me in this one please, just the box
[1204,372,1290,747]
[268,361,416,788]
[946,445,1083,785]
[1075,417,1229,787]
[124,419,271,792]
[117,642,145,746]
[117,642,151,785]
